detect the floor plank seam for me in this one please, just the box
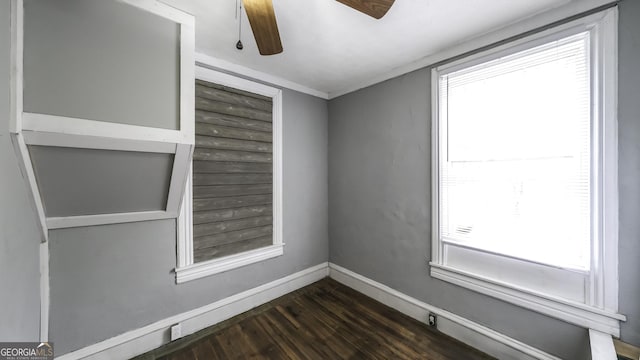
[134,278,494,360]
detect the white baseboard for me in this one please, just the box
[328,263,562,360]
[56,261,563,360]
[56,262,329,360]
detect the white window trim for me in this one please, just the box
[430,8,625,336]
[9,0,195,236]
[175,66,284,284]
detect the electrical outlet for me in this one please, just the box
[170,323,182,341]
[428,313,437,327]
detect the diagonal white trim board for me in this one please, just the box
[46,211,177,230]
[10,133,48,242]
[589,329,617,360]
[55,263,329,360]
[328,263,562,360]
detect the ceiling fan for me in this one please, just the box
[241,0,396,55]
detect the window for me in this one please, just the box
[431,9,624,336]
[175,66,283,283]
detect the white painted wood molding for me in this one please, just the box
[39,242,49,342]
[175,67,285,282]
[22,131,178,154]
[175,244,284,283]
[430,264,625,336]
[9,0,23,134]
[53,263,594,360]
[165,144,194,213]
[10,133,48,242]
[11,0,196,234]
[21,113,192,145]
[428,7,623,338]
[589,329,617,360]
[46,211,177,230]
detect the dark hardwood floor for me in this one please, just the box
[135,279,494,360]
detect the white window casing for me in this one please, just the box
[175,66,284,283]
[430,8,625,336]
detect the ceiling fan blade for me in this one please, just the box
[336,0,395,19]
[242,0,283,55]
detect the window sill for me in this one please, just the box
[176,244,284,284]
[429,263,625,336]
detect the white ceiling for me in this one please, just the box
[163,0,574,97]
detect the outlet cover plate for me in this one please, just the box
[170,323,182,341]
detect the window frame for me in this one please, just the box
[175,65,284,284]
[430,8,625,336]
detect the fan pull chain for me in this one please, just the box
[236,0,243,50]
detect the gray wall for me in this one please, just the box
[23,0,180,130]
[328,1,640,357]
[617,0,640,347]
[48,88,328,355]
[30,146,173,217]
[0,0,41,341]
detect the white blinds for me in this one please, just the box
[438,32,591,270]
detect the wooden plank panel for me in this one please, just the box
[193,173,272,186]
[193,160,272,174]
[194,236,273,263]
[189,78,275,264]
[193,194,272,212]
[196,84,272,112]
[194,225,272,249]
[193,148,272,163]
[196,122,272,142]
[195,135,271,153]
[193,205,272,225]
[195,97,272,122]
[194,215,273,237]
[194,184,272,198]
[196,110,272,131]
[196,79,272,102]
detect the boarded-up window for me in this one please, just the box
[192,80,274,263]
